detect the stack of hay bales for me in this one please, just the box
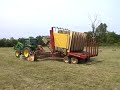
[69,32,86,52]
[53,30,87,54]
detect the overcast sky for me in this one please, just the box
[0,0,120,39]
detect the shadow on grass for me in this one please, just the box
[84,58,103,65]
[35,57,103,65]
[35,57,63,62]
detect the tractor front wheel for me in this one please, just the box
[15,50,21,58]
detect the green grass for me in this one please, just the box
[0,47,120,90]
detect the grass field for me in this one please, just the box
[0,47,120,90]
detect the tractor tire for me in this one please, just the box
[23,47,31,58]
[15,50,21,58]
[71,57,78,64]
[63,56,71,64]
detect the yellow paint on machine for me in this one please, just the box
[53,33,70,49]
[53,32,87,52]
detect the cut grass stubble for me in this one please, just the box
[0,47,120,90]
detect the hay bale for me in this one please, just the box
[27,55,35,62]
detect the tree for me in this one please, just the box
[0,37,17,47]
[96,23,108,43]
[106,32,119,44]
[88,14,100,38]
[0,38,6,47]
[18,38,25,44]
[36,36,45,46]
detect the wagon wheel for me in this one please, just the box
[63,56,71,63]
[23,47,31,58]
[71,57,78,64]
[15,50,21,58]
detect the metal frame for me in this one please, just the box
[49,27,98,60]
[34,27,98,62]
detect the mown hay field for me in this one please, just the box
[0,47,120,90]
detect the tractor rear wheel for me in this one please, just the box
[23,47,31,58]
[71,57,78,64]
[63,56,71,63]
[15,50,20,58]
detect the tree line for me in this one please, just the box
[0,23,120,47]
[87,23,120,46]
[0,36,45,47]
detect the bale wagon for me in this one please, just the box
[14,27,98,64]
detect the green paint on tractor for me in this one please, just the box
[14,37,38,58]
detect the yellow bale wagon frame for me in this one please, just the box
[49,27,98,64]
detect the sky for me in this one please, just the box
[0,0,120,39]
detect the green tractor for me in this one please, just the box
[14,37,38,60]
